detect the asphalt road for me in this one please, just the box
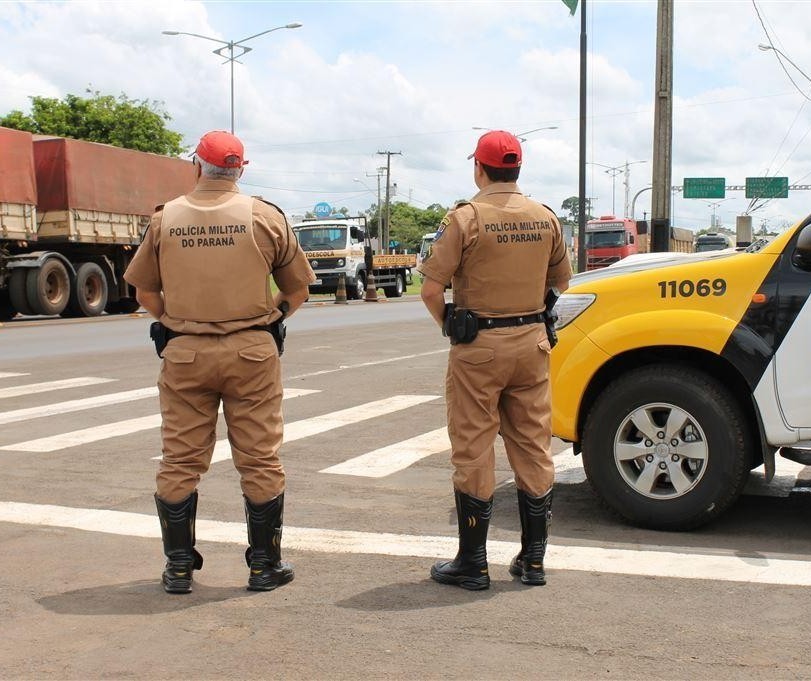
[1,298,811,680]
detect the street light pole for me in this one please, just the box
[587,161,646,216]
[162,23,302,134]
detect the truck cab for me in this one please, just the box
[551,218,811,529]
[585,216,639,269]
[695,232,733,252]
[292,217,415,299]
[292,218,367,299]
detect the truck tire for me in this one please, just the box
[581,364,752,531]
[66,262,108,317]
[25,259,70,316]
[0,289,16,321]
[8,268,34,316]
[348,272,365,300]
[105,298,141,314]
[384,272,405,298]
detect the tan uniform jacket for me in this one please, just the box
[124,178,315,334]
[417,183,572,316]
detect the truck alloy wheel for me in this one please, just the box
[581,365,752,530]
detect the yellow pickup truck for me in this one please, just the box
[552,219,811,530]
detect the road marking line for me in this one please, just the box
[1,388,318,453]
[0,377,115,400]
[321,426,450,477]
[286,349,448,381]
[0,387,159,426]
[2,501,810,586]
[210,394,439,463]
[0,372,29,379]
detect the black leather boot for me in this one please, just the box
[244,494,294,592]
[509,488,552,586]
[155,492,204,594]
[430,490,492,591]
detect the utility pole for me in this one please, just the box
[650,0,673,252]
[365,167,385,238]
[377,150,401,254]
[576,0,588,272]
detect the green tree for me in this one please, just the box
[561,195,593,225]
[0,90,185,156]
[375,202,447,252]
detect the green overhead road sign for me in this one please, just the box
[746,176,789,199]
[683,177,726,199]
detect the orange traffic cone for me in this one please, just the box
[335,273,348,304]
[364,271,379,302]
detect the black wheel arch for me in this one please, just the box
[576,346,766,470]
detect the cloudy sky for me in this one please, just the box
[2,0,811,231]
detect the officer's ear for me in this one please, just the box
[193,158,202,179]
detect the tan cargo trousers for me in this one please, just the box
[445,323,554,500]
[156,329,285,504]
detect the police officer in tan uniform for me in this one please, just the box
[124,130,315,594]
[418,130,572,590]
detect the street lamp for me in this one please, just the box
[704,199,730,229]
[758,43,811,86]
[162,23,302,134]
[587,160,647,217]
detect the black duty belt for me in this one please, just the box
[477,313,544,330]
[165,324,273,341]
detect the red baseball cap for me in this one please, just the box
[468,130,522,168]
[195,130,248,168]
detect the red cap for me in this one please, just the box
[468,130,522,168]
[195,130,248,168]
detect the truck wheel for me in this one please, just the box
[384,273,405,298]
[0,290,16,321]
[25,259,70,316]
[66,262,108,317]
[348,273,365,300]
[581,365,752,530]
[8,269,34,316]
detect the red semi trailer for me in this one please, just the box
[0,127,196,319]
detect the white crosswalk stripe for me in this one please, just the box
[0,377,115,400]
[209,394,439,464]
[0,388,318,453]
[0,387,158,426]
[321,427,450,477]
[3,501,811,586]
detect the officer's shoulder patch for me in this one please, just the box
[434,213,452,241]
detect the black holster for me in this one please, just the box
[542,288,560,348]
[149,321,171,358]
[270,301,289,356]
[442,303,478,345]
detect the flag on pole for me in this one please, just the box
[562,0,578,15]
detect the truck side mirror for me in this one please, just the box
[792,224,811,271]
[628,234,635,245]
